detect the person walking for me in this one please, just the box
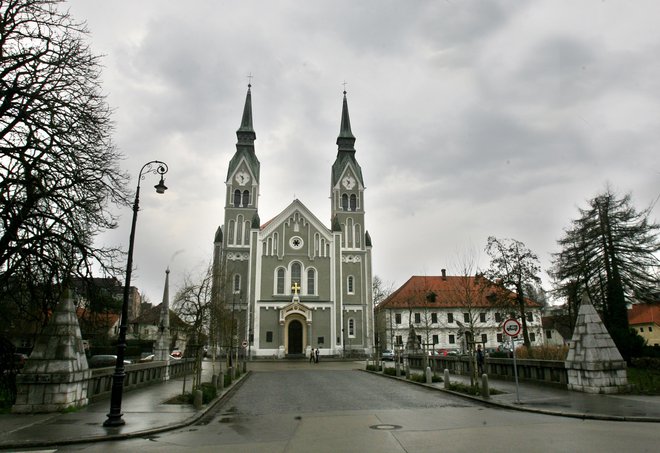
[315,348,320,363]
[476,344,484,375]
[309,349,314,363]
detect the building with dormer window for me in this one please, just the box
[211,86,373,358]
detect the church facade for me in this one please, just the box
[212,86,374,359]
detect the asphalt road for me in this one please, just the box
[51,361,660,453]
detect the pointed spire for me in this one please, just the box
[236,84,256,144]
[160,267,170,331]
[336,90,356,152]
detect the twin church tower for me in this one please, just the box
[212,85,374,358]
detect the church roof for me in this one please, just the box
[260,199,333,239]
[377,275,542,311]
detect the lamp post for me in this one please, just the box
[104,160,169,427]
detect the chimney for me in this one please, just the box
[441,269,447,280]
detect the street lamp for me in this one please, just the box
[104,160,169,427]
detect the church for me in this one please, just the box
[212,86,374,359]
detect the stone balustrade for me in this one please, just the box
[407,355,568,388]
[87,359,195,402]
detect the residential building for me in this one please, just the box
[375,271,543,353]
[628,303,660,347]
[211,86,374,358]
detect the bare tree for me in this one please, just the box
[484,236,542,348]
[173,264,214,391]
[0,0,129,331]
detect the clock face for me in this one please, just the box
[342,175,356,190]
[235,171,250,185]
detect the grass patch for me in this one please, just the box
[164,392,193,405]
[447,382,505,396]
[627,367,660,395]
[366,364,382,372]
[409,373,443,383]
[383,367,398,376]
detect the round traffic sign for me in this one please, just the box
[241,340,248,348]
[503,318,521,337]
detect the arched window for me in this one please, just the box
[350,194,357,211]
[276,268,285,294]
[242,190,249,207]
[228,220,235,244]
[291,262,302,293]
[348,318,355,337]
[236,215,243,245]
[341,194,348,211]
[307,268,316,295]
[233,189,241,207]
[347,275,354,294]
[244,221,250,244]
[233,274,241,293]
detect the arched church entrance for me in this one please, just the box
[287,320,303,354]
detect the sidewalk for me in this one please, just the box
[387,363,660,422]
[0,360,245,451]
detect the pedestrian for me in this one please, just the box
[309,349,314,363]
[476,344,484,375]
[315,347,319,363]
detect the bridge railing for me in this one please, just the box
[88,359,196,402]
[407,355,568,388]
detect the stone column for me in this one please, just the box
[565,292,629,394]
[12,289,91,413]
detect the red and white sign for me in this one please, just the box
[503,318,521,337]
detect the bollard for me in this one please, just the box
[405,364,410,379]
[395,361,400,377]
[481,374,490,398]
[425,366,432,384]
[219,371,225,390]
[193,389,203,410]
[444,369,450,389]
[212,374,218,389]
[228,366,233,384]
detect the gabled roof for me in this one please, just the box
[76,307,120,328]
[259,199,333,239]
[132,303,188,329]
[628,304,660,326]
[377,275,542,311]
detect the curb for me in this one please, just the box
[0,371,252,451]
[362,369,660,423]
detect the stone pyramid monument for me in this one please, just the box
[565,292,629,394]
[13,288,91,413]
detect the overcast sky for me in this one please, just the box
[65,0,659,304]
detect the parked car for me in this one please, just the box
[139,354,155,363]
[436,348,460,356]
[88,355,130,368]
[170,349,182,358]
[381,349,395,361]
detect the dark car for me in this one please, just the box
[12,353,28,369]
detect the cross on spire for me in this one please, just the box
[247,72,253,87]
[342,80,348,94]
[291,282,301,295]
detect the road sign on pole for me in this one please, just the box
[502,318,522,403]
[503,318,521,337]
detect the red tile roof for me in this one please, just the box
[628,304,660,326]
[376,275,541,310]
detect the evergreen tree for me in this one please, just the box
[550,189,660,358]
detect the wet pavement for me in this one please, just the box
[0,359,658,451]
